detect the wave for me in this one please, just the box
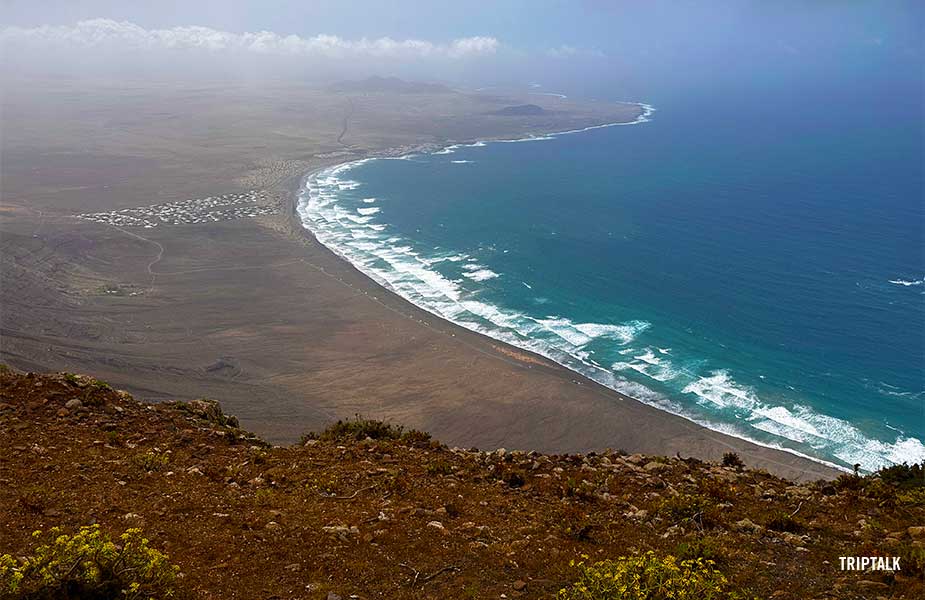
[451,160,474,164]
[463,268,500,282]
[680,370,925,471]
[889,277,924,287]
[357,207,380,216]
[296,108,923,474]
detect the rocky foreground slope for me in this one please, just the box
[0,366,923,599]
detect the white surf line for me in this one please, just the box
[294,106,899,475]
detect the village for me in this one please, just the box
[76,190,276,228]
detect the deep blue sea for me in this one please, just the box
[298,82,924,472]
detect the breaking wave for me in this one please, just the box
[296,106,924,473]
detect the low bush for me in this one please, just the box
[659,494,717,528]
[764,511,805,534]
[133,451,169,473]
[557,551,742,600]
[674,536,726,563]
[877,461,925,489]
[721,453,744,469]
[0,525,180,599]
[303,415,432,447]
[897,542,925,580]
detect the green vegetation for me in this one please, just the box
[0,525,180,599]
[878,461,925,489]
[557,551,743,600]
[303,415,432,447]
[659,494,717,527]
[674,536,726,564]
[764,511,805,534]
[897,542,925,580]
[133,451,170,473]
[721,452,744,469]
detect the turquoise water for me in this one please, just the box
[298,87,924,472]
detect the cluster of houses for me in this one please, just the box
[77,190,275,228]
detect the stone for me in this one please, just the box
[857,580,889,591]
[326,593,342,600]
[65,399,82,409]
[734,519,762,533]
[907,526,925,539]
[426,520,445,530]
[643,461,670,473]
[513,580,527,591]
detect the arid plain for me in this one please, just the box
[0,77,838,480]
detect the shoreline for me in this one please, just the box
[283,109,844,481]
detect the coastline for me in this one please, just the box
[283,109,843,481]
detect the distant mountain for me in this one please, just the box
[491,104,547,116]
[329,76,452,94]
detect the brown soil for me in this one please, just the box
[1,368,922,599]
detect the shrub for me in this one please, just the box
[897,488,925,507]
[721,453,744,469]
[501,469,526,488]
[426,460,453,476]
[897,542,925,580]
[557,551,738,600]
[0,525,180,599]
[303,415,432,446]
[698,478,737,502]
[877,461,925,489]
[133,451,169,473]
[674,536,726,563]
[764,511,805,534]
[659,494,716,527]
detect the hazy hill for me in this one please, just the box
[329,76,453,94]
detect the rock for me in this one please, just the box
[908,526,925,539]
[781,532,807,545]
[626,454,646,465]
[857,580,890,591]
[734,519,763,533]
[643,461,670,473]
[65,399,82,409]
[56,408,69,417]
[426,520,445,530]
[265,521,280,530]
[326,593,342,600]
[513,580,527,591]
[186,398,239,428]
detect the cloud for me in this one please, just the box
[0,18,500,60]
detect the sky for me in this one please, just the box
[1,1,922,100]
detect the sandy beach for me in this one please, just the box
[0,78,840,481]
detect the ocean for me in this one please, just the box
[297,82,924,473]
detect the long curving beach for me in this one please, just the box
[1,79,843,481]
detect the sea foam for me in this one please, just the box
[295,110,922,474]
